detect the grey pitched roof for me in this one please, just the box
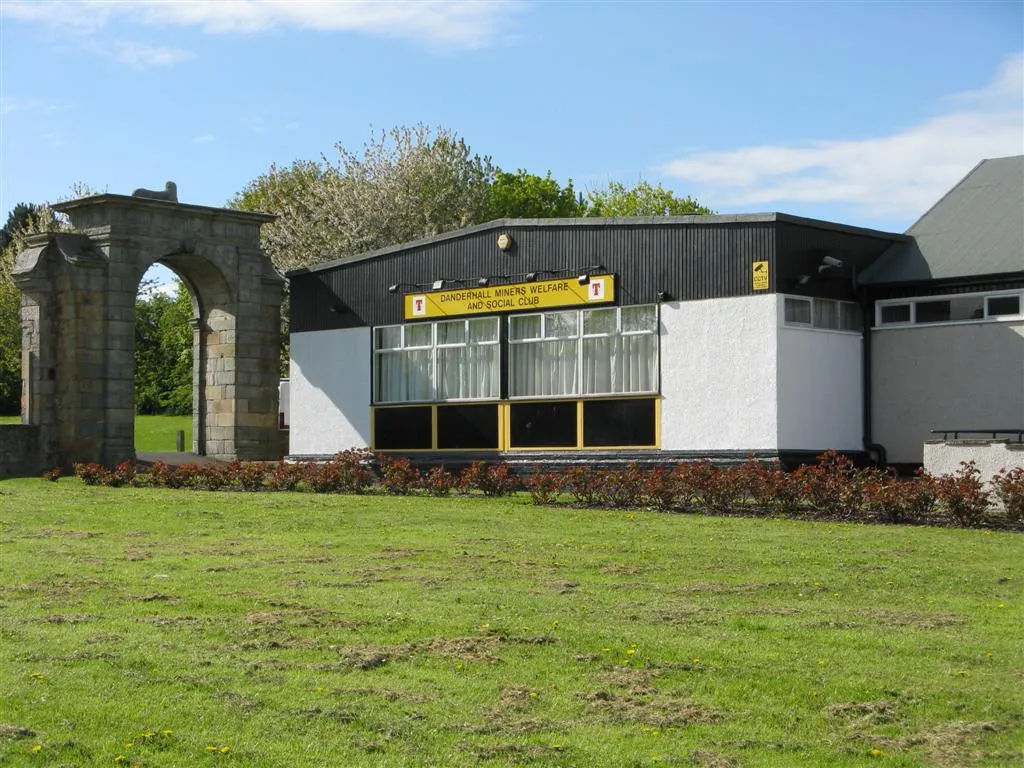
[859,156,1024,284]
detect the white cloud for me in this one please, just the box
[193,134,215,144]
[105,40,195,69]
[1,96,65,115]
[0,0,522,49]
[660,55,1024,221]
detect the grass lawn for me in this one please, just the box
[0,415,192,453]
[134,415,193,453]
[0,481,1021,767]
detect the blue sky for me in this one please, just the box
[2,0,1022,245]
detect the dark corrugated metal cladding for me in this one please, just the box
[776,222,901,301]
[290,221,780,332]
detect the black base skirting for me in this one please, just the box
[286,449,869,473]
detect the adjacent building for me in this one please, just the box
[285,156,1023,469]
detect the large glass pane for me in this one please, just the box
[813,299,839,330]
[509,401,578,447]
[374,406,432,450]
[915,300,950,324]
[946,296,985,322]
[375,325,401,350]
[436,320,465,345]
[879,304,910,324]
[437,345,499,400]
[784,298,811,325]
[622,305,657,333]
[510,314,542,340]
[583,307,616,336]
[583,399,656,447]
[987,295,1021,317]
[544,311,578,339]
[375,349,432,403]
[509,338,578,397]
[405,323,433,347]
[840,303,863,332]
[468,317,499,343]
[437,404,499,449]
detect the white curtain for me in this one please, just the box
[510,339,579,397]
[375,349,432,403]
[438,345,499,399]
[582,334,657,395]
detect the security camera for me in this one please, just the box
[820,255,844,268]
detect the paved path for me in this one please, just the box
[136,452,226,467]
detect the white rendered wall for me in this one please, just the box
[289,328,371,455]
[777,323,863,451]
[660,295,779,451]
[872,320,1024,464]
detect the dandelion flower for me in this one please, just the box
[31,744,43,753]
[219,746,230,754]
[870,748,882,757]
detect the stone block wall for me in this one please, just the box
[0,425,41,478]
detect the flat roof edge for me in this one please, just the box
[289,213,906,276]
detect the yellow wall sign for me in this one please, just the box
[404,274,616,320]
[752,260,769,291]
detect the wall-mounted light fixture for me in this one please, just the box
[329,303,347,314]
[388,282,422,294]
[525,271,539,282]
[796,274,811,285]
[577,273,591,285]
[477,277,490,287]
[656,290,673,302]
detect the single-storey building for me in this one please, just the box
[285,156,1023,469]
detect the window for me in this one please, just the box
[784,297,811,325]
[374,318,499,404]
[583,398,657,447]
[783,296,861,332]
[581,305,659,396]
[876,290,1023,326]
[374,406,432,449]
[879,303,910,324]
[987,294,1020,317]
[509,310,580,398]
[509,305,659,399]
[374,324,434,403]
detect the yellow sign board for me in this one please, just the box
[752,260,769,291]
[404,274,616,320]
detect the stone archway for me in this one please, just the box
[12,189,283,468]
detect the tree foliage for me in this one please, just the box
[483,169,582,220]
[583,179,714,217]
[134,281,193,415]
[234,125,712,278]
[233,125,496,271]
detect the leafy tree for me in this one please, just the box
[583,179,713,217]
[233,124,495,271]
[483,169,582,220]
[134,281,193,415]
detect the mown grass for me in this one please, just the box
[0,415,192,452]
[134,415,193,453]
[0,480,1020,767]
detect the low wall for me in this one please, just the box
[0,424,42,478]
[923,439,1024,482]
